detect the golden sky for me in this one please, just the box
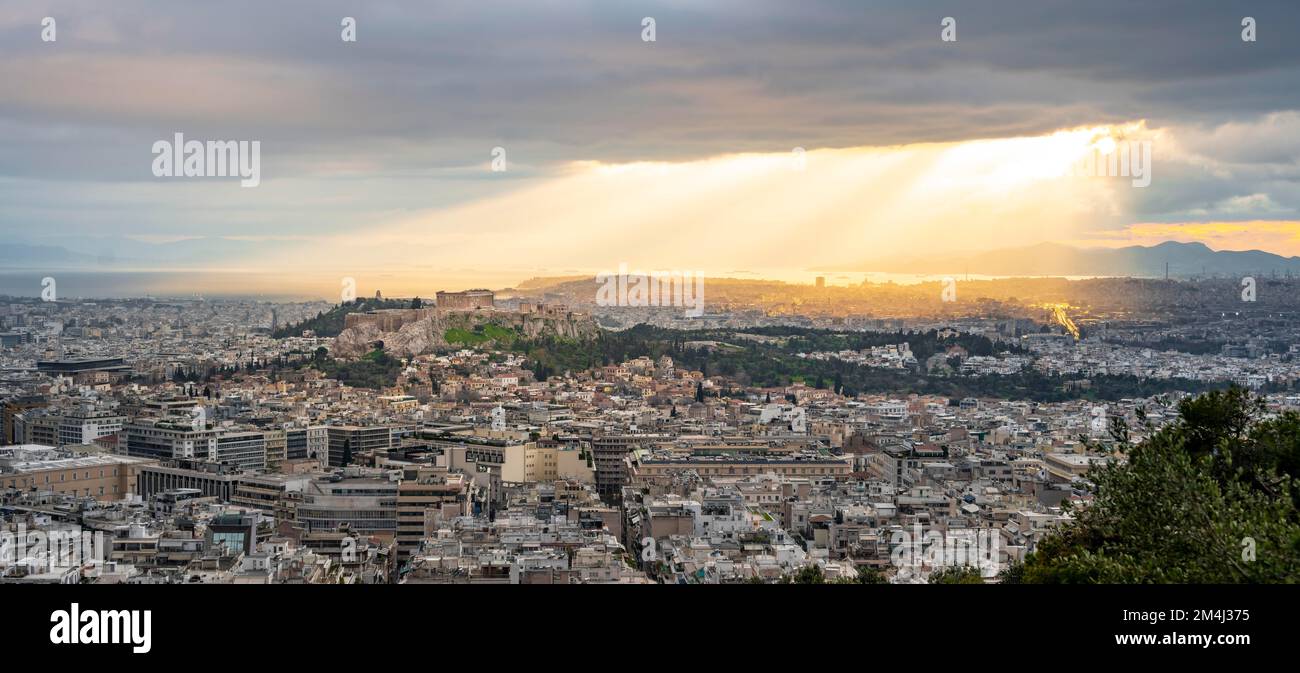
[265,123,1171,287]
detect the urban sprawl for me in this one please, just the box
[3,279,1298,584]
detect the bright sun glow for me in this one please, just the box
[268,122,1155,289]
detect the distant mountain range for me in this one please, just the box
[6,238,1300,281]
[855,241,1300,278]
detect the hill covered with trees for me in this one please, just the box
[509,325,1223,402]
[272,297,418,338]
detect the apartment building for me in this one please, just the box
[57,408,126,446]
[124,418,219,462]
[395,466,473,561]
[592,435,656,501]
[326,425,392,468]
[286,426,328,464]
[231,473,310,512]
[263,429,287,471]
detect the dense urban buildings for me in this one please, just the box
[3,284,1297,585]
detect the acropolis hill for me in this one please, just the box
[332,295,599,358]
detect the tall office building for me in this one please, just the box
[214,431,267,472]
[591,435,652,502]
[58,408,126,446]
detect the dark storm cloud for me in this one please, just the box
[0,0,1297,241]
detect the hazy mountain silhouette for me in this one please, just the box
[857,241,1300,277]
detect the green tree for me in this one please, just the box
[996,561,1024,584]
[854,567,888,584]
[792,564,825,584]
[928,565,984,584]
[1021,387,1300,583]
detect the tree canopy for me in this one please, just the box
[1014,387,1300,583]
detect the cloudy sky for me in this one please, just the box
[2,0,1299,295]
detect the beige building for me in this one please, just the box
[0,445,155,501]
[498,443,596,484]
[522,444,595,484]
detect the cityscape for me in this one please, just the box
[0,5,1297,657]
[1,276,1297,585]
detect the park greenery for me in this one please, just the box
[507,325,1224,402]
[291,321,1244,401]
[272,297,417,338]
[312,346,404,390]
